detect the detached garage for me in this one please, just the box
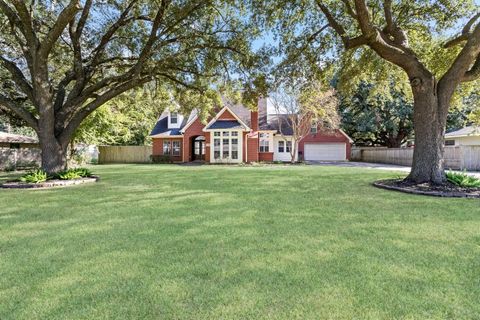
[304,143,347,161]
[299,129,353,161]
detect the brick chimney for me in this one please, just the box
[250,111,258,131]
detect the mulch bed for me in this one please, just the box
[1,176,99,189]
[373,179,480,198]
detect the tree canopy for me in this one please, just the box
[0,0,264,172]
[252,0,480,184]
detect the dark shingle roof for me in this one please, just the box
[206,120,243,130]
[264,115,294,135]
[258,100,294,135]
[150,114,184,136]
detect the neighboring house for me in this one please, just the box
[0,132,39,149]
[150,98,352,163]
[445,126,480,146]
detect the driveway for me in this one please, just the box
[306,161,480,178]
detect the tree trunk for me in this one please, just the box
[406,78,449,184]
[39,135,67,174]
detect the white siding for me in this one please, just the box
[451,136,480,146]
[273,136,297,162]
[168,111,184,129]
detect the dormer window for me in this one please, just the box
[170,112,178,124]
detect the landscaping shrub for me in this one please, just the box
[20,169,48,184]
[56,168,93,180]
[446,171,480,188]
[150,155,173,164]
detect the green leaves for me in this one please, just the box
[446,170,480,188]
[20,169,48,184]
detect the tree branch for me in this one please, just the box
[60,76,151,145]
[440,22,480,94]
[444,13,480,48]
[0,55,34,101]
[0,94,38,130]
[10,0,38,49]
[39,0,81,59]
[462,54,480,82]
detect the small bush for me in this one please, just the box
[446,170,480,188]
[74,168,92,177]
[150,155,173,164]
[20,169,48,184]
[56,168,93,180]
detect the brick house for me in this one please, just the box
[150,98,352,163]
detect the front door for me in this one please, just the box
[193,140,205,160]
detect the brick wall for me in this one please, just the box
[183,117,207,162]
[218,109,236,120]
[246,134,259,162]
[152,137,183,162]
[259,152,273,162]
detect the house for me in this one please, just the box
[0,131,39,149]
[149,98,352,163]
[445,126,480,146]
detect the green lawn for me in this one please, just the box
[0,164,479,319]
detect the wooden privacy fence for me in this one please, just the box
[98,146,152,164]
[352,146,480,170]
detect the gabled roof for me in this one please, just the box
[223,98,252,128]
[203,105,250,132]
[445,126,480,138]
[150,98,253,137]
[0,131,38,144]
[179,109,199,133]
[149,111,189,137]
[206,120,243,130]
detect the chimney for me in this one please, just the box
[250,111,258,131]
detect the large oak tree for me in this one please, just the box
[254,0,480,184]
[0,0,259,173]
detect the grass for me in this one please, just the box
[0,164,479,319]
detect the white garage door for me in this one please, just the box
[304,143,346,161]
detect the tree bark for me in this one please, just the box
[39,135,68,174]
[406,77,449,184]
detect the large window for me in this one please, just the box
[214,138,221,159]
[172,141,181,156]
[222,138,230,159]
[212,131,241,161]
[163,141,171,154]
[170,112,178,124]
[286,141,292,153]
[278,140,292,153]
[163,140,181,156]
[232,138,238,159]
[259,133,270,152]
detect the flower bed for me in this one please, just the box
[373,179,480,198]
[1,176,99,189]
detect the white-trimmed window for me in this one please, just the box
[286,141,292,153]
[212,130,241,161]
[170,112,178,124]
[278,140,285,153]
[445,140,455,146]
[259,133,270,152]
[214,138,221,159]
[172,141,181,156]
[163,140,171,154]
